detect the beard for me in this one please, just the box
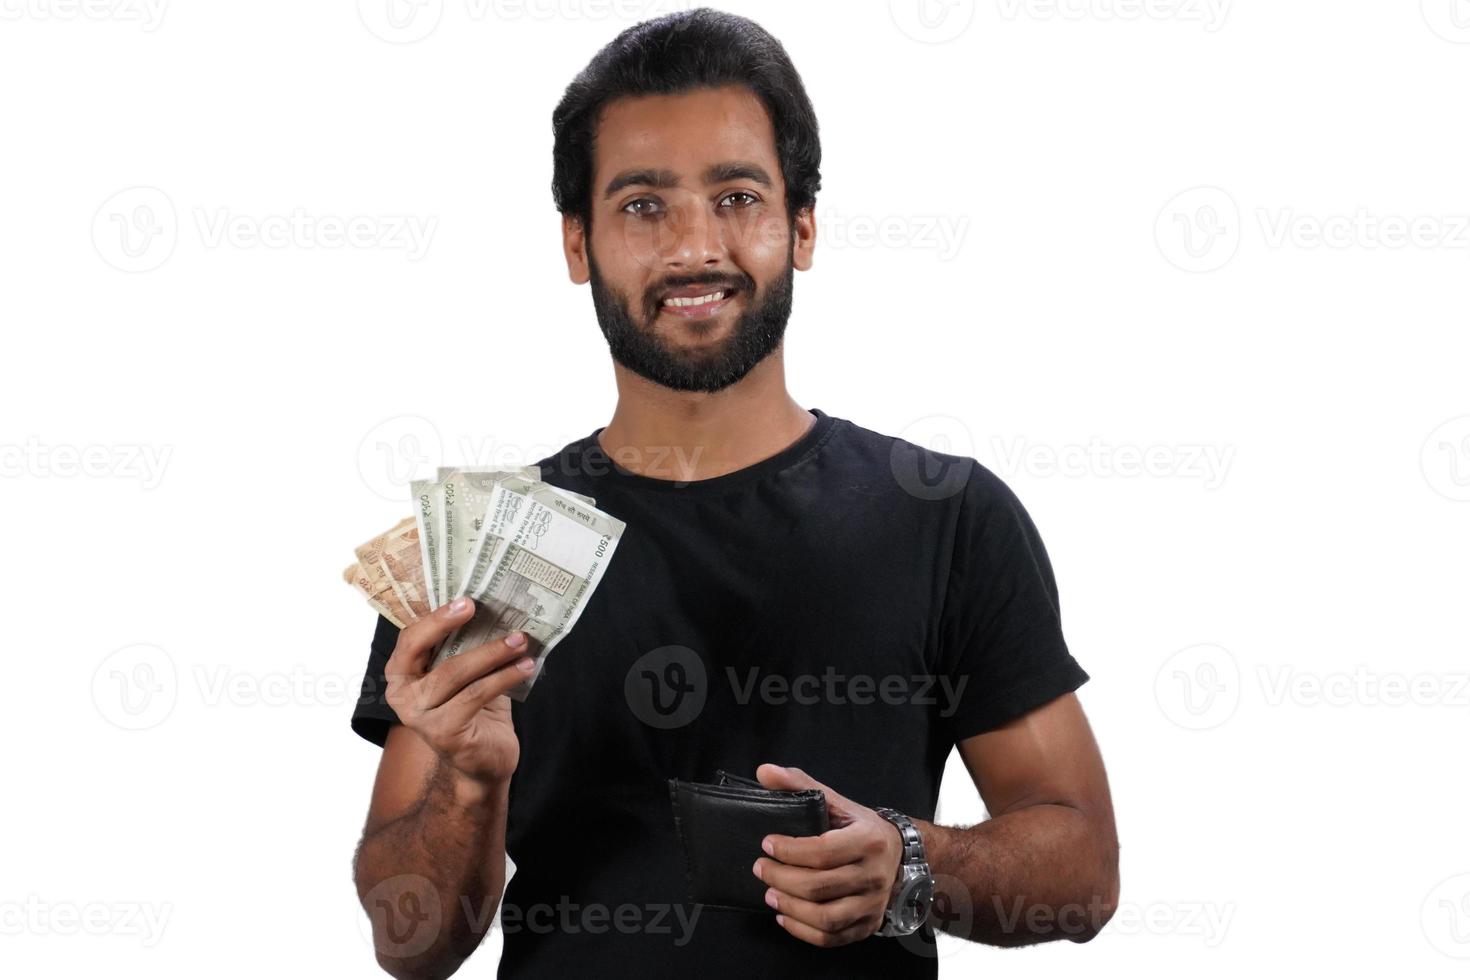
[586,236,794,394]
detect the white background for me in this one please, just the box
[3,0,1468,975]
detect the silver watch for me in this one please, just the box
[873,807,934,937]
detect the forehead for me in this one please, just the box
[592,85,780,189]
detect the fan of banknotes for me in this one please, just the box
[343,467,626,700]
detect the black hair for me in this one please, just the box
[551,7,822,231]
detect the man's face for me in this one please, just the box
[567,85,815,393]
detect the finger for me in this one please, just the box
[767,888,875,936]
[756,764,856,823]
[414,631,538,711]
[763,825,869,870]
[773,903,879,948]
[433,655,538,730]
[387,596,478,679]
[754,858,871,903]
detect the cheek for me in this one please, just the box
[727,210,792,265]
[606,216,678,276]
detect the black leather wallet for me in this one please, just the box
[668,769,829,912]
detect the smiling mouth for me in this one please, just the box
[659,287,738,318]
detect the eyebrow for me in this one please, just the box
[601,161,775,200]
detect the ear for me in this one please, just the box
[791,205,817,272]
[563,213,590,284]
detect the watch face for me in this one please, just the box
[896,874,935,931]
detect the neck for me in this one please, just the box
[598,347,815,482]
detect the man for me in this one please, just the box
[351,8,1118,978]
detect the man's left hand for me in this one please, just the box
[751,763,904,947]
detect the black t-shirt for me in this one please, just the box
[351,408,1089,978]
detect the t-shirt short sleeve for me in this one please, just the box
[933,461,1090,743]
[351,614,403,748]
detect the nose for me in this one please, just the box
[660,200,726,270]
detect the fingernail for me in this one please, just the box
[764,889,778,910]
[448,597,470,614]
[516,657,535,672]
[751,859,763,881]
[761,837,773,856]
[506,631,526,648]
[775,914,785,927]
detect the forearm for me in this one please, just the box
[354,760,511,980]
[916,803,1119,947]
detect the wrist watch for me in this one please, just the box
[872,807,935,937]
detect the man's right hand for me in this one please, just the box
[383,596,536,792]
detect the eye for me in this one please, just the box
[622,198,662,218]
[720,191,759,208]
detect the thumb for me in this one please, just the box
[755,764,855,823]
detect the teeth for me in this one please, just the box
[662,289,728,308]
